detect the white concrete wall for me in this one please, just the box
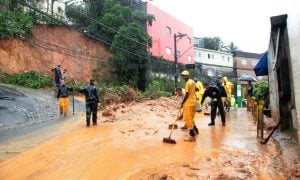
[286,0,300,140]
[268,41,280,123]
[37,0,65,19]
[53,0,65,18]
[194,48,233,67]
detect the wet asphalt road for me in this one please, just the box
[0,84,85,144]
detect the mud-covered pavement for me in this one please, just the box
[0,95,299,179]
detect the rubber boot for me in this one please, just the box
[193,126,199,135]
[184,129,196,142]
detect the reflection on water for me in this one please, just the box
[0,107,286,179]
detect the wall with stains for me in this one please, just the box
[286,1,300,141]
[0,25,112,82]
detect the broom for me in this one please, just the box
[168,108,182,129]
[163,108,182,144]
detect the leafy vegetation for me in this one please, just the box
[65,0,154,90]
[203,37,225,51]
[224,41,238,53]
[142,78,173,99]
[0,10,33,38]
[1,70,52,89]
[253,81,269,101]
[149,76,175,93]
[110,23,151,90]
[87,0,132,44]
[202,37,238,52]
[0,0,66,39]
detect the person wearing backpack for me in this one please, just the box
[80,79,99,127]
[216,80,228,111]
[57,80,73,117]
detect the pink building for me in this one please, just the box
[147,3,194,64]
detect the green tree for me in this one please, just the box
[225,41,238,53]
[65,4,89,30]
[203,36,225,51]
[90,0,132,43]
[1,0,28,10]
[253,81,268,101]
[110,23,151,90]
[0,10,33,38]
[66,0,155,89]
[85,0,105,18]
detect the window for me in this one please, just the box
[217,71,223,77]
[166,47,171,55]
[207,69,215,77]
[212,54,214,59]
[222,56,224,60]
[241,59,247,65]
[198,52,201,57]
[166,26,171,35]
[187,56,192,62]
[208,54,210,59]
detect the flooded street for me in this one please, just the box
[0,98,298,179]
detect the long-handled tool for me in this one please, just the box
[168,108,181,129]
[72,78,77,115]
[72,90,75,114]
[163,108,182,144]
[260,106,293,144]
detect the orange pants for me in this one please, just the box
[183,105,196,128]
[59,97,69,115]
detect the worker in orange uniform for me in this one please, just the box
[222,76,234,111]
[181,70,199,141]
[57,80,73,117]
[194,79,204,112]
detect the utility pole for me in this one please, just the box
[174,33,178,88]
[174,33,187,88]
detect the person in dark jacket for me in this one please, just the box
[51,65,62,97]
[246,81,253,111]
[201,82,226,126]
[53,65,62,88]
[216,80,229,112]
[57,80,73,117]
[80,79,99,127]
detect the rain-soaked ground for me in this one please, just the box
[0,84,85,144]
[0,95,299,179]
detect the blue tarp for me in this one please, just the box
[254,51,268,76]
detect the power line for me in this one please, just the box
[26,0,149,47]
[17,0,192,72]
[31,37,109,62]
[29,37,151,69]
[15,0,188,77]
[75,10,148,47]
[16,0,152,62]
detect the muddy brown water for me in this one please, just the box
[0,99,290,179]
